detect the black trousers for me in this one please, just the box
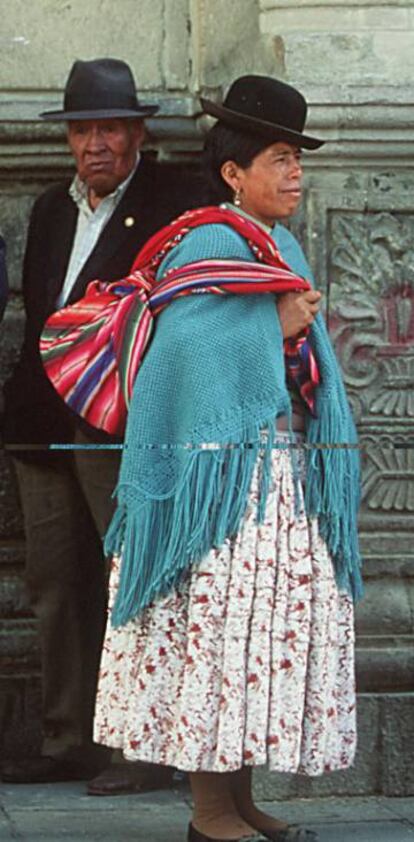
[14,432,121,759]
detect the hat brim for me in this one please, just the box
[200,98,324,151]
[40,105,159,121]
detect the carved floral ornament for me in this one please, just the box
[329,211,414,417]
[362,440,414,513]
[328,211,414,513]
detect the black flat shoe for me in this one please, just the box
[255,827,318,842]
[188,823,266,842]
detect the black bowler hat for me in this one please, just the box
[201,75,324,150]
[40,58,158,121]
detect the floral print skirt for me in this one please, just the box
[94,438,356,775]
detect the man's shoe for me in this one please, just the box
[1,755,91,784]
[87,762,175,796]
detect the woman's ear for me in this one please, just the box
[220,160,241,194]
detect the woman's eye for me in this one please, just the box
[272,154,302,165]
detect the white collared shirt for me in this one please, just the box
[56,154,140,308]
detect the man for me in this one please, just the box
[1,58,201,793]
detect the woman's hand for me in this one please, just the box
[276,289,322,339]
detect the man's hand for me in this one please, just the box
[276,289,322,339]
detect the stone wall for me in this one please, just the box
[0,0,413,795]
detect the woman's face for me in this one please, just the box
[222,141,303,227]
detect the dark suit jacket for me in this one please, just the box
[3,155,203,455]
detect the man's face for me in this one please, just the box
[67,118,144,203]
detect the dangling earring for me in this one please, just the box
[234,189,242,207]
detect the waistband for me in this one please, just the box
[276,413,305,433]
[274,429,305,443]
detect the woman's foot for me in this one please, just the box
[229,768,290,839]
[190,771,258,840]
[235,804,289,837]
[233,795,318,840]
[191,807,258,840]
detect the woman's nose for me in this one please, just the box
[289,156,303,177]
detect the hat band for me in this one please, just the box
[225,104,303,133]
[64,92,142,112]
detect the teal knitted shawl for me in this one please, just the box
[106,222,363,627]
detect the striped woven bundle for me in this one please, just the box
[40,206,320,436]
[284,333,321,410]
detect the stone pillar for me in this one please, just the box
[252,0,414,798]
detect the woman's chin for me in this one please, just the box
[278,202,301,220]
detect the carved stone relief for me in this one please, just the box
[327,210,414,517]
[362,440,414,513]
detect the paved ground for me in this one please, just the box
[1,783,414,841]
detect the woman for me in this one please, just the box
[93,76,362,842]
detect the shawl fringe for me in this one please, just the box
[107,408,363,628]
[106,419,277,627]
[305,395,363,600]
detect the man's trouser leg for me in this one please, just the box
[14,455,111,761]
[72,430,120,540]
[73,433,126,771]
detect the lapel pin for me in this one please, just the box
[124,216,135,228]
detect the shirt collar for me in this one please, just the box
[222,202,275,235]
[69,152,141,211]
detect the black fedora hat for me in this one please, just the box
[200,75,324,150]
[40,58,159,121]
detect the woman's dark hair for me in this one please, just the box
[203,122,272,203]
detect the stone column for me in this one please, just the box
[253,0,414,798]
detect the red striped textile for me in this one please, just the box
[40,206,320,436]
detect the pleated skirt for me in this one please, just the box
[94,438,356,775]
